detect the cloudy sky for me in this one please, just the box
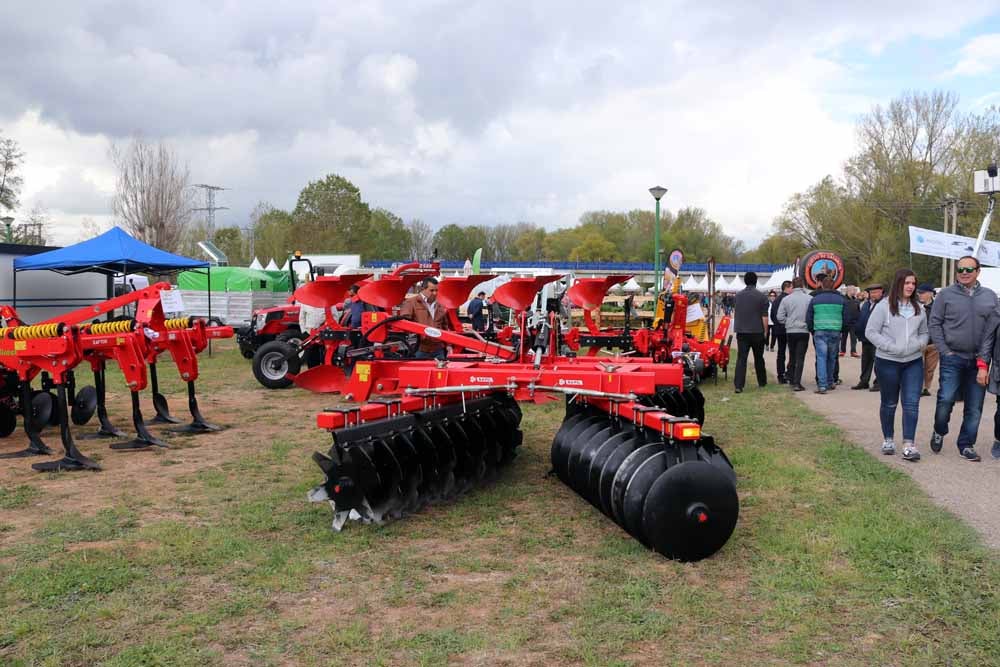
[2,1,999,250]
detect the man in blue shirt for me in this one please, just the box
[468,291,486,331]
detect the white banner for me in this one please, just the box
[160,289,186,313]
[908,226,1000,267]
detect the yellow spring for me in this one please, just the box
[88,319,133,335]
[8,323,63,340]
[164,317,193,330]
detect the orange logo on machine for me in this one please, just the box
[370,312,378,322]
[355,363,370,382]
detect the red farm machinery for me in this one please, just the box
[0,282,233,471]
[279,269,738,561]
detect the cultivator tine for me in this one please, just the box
[167,381,223,434]
[81,364,127,439]
[32,384,101,472]
[309,394,523,530]
[0,381,53,458]
[148,363,181,424]
[550,405,737,561]
[112,392,169,450]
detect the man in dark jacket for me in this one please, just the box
[840,286,861,357]
[770,280,792,383]
[807,275,844,394]
[733,271,769,393]
[852,283,883,390]
[400,278,451,360]
[468,291,486,332]
[929,256,998,461]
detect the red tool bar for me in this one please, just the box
[316,393,464,430]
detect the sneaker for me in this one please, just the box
[828,384,837,391]
[930,432,943,453]
[793,385,806,392]
[734,388,743,394]
[835,379,842,385]
[814,388,827,395]
[960,447,981,462]
[851,383,869,390]
[839,352,846,357]
[881,439,895,455]
[992,441,1000,460]
[869,385,880,392]
[902,443,920,462]
[920,388,931,397]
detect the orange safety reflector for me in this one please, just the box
[334,484,341,494]
[697,512,708,523]
[672,422,701,440]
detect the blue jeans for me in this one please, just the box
[934,354,986,451]
[875,357,923,441]
[813,331,840,389]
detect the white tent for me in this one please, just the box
[265,259,279,271]
[761,264,795,291]
[623,277,642,292]
[688,276,708,292]
[248,257,263,270]
[682,275,700,291]
[726,276,746,292]
[280,260,289,272]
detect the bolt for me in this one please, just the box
[345,394,353,401]
[182,372,189,379]
[376,383,384,390]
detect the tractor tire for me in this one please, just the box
[276,330,305,348]
[252,341,301,389]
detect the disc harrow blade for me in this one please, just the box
[310,394,523,531]
[549,409,738,561]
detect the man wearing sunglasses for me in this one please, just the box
[928,256,998,462]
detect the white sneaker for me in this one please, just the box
[881,439,895,455]
[902,444,921,462]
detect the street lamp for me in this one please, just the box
[648,186,667,291]
[0,216,13,243]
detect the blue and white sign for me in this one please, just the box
[908,226,1000,267]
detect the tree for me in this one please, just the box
[17,204,49,245]
[432,223,489,261]
[406,219,434,260]
[368,208,412,259]
[0,135,25,212]
[569,233,619,262]
[511,223,546,261]
[110,136,193,252]
[253,205,295,265]
[292,174,372,256]
[213,226,247,266]
[76,217,113,243]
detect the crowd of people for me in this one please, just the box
[733,256,1000,463]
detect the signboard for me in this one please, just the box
[908,226,1000,266]
[160,289,186,313]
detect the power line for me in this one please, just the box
[191,184,229,235]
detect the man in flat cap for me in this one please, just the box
[852,283,883,391]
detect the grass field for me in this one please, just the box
[1,343,999,666]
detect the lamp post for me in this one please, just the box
[0,216,13,243]
[648,186,667,291]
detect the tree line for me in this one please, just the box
[744,91,1000,285]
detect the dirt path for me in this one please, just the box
[735,342,1000,549]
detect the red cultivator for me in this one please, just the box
[301,271,739,561]
[0,283,233,471]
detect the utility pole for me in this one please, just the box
[192,184,229,236]
[942,199,952,288]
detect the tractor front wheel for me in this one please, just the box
[252,341,301,389]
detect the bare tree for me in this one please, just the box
[0,135,25,212]
[110,136,193,252]
[19,203,49,245]
[406,218,434,260]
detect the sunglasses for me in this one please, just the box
[956,267,979,274]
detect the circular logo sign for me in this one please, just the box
[668,249,684,272]
[424,327,442,338]
[800,251,845,290]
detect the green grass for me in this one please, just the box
[1,345,999,665]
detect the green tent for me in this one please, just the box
[177,267,290,293]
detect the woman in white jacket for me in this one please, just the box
[865,269,929,461]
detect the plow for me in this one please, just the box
[0,282,233,471]
[283,267,738,561]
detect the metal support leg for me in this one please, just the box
[80,363,126,439]
[32,384,101,472]
[0,381,53,458]
[112,391,169,450]
[168,381,223,434]
[148,363,181,424]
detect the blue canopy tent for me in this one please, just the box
[12,226,210,318]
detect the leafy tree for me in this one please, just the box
[432,223,489,261]
[511,223,546,261]
[254,206,295,264]
[213,226,247,266]
[569,233,619,262]
[369,208,412,259]
[0,135,25,212]
[292,174,372,256]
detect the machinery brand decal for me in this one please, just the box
[557,378,583,386]
[13,341,26,351]
[472,376,494,383]
[370,313,378,322]
[117,337,125,345]
[425,327,442,338]
[356,363,370,382]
